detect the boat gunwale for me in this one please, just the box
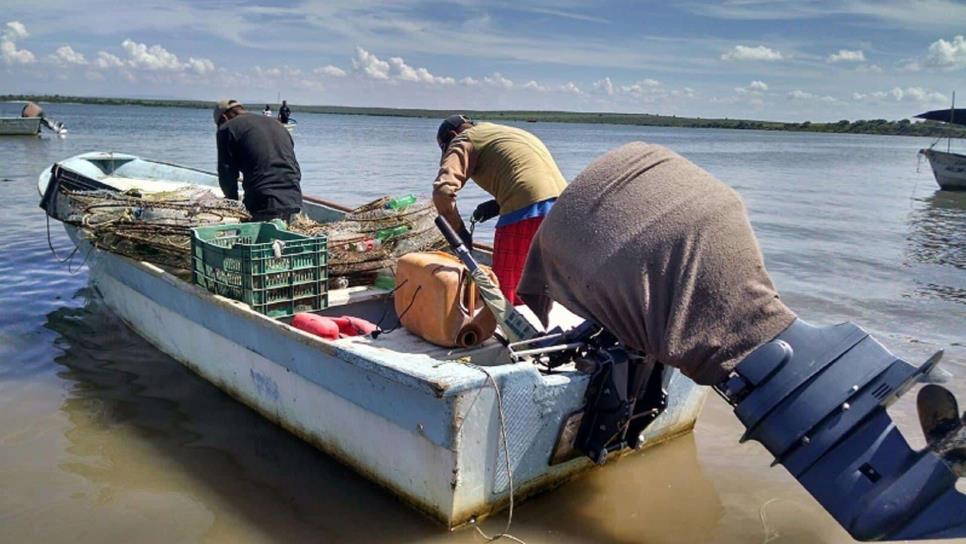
[36,152,605,400]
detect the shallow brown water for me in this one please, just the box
[0,103,963,543]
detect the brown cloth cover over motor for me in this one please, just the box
[394,251,498,348]
[517,142,797,385]
[21,102,43,118]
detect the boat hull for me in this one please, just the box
[71,228,706,526]
[0,116,42,135]
[43,152,708,527]
[920,148,966,190]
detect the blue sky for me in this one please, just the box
[2,0,965,121]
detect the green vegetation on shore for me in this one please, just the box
[5,94,965,138]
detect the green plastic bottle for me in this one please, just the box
[385,194,417,211]
[375,225,409,242]
[374,275,396,290]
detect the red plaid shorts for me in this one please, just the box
[492,216,544,306]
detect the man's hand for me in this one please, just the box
[471,199,500,224]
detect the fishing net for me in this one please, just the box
[61,186,250,275]
[59,187,445,287]
[289,196,446,285]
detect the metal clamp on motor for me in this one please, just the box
[716,318,965,541]
[515,322,669,466]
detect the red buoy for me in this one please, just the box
[291,313,340,340]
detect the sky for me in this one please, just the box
[1,0,965,122]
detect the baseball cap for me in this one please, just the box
[213,99,243,125]
[436,114,472,151]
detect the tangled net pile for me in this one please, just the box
[61,188,445,286]
[290,196,446,284]
[62,187,250,274]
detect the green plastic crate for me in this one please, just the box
[191,222,328,318]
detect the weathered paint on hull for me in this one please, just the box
[0,116,42,135]
[43,150,709,527]
[68,225,708,527]
[921,148,966,190]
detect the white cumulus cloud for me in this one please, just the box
[1,20,34,65]
[352,47,390,79]
[254,65,303,78]
[559,81,582,95]
[51,45,87,65]
[721,44,783,61]
[620,79,662,96]
[187,57,214,74]
[2,21,28,41]
[523,80,548,91]
[924,35,966,69]
[483,72,514,89]
[314,65,347,77]
[593,77,615,95]
[121,39,183,70]
[95,51,125,69]
[736,80,768,95]
[787,90,838,103]
[92,40,214,74]
[589,77,692,103]
[388,56,454,85]
[828,49,866,63]
[350,49,455,85]
[1,39,34,64]
[853,87,947,103]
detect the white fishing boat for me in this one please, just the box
[916,98,966,191]
[0,116,42,135]
[37,152,707,528]
[918,148,966,190]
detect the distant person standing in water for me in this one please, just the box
[213,99,302,223]
[277,100,291,124]
[433,114,567,305]
[262,104,273,116]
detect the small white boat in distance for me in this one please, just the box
[916,99,966,191]
[0,116,42,135]
[38,152,707,528]
[0,101,67,136]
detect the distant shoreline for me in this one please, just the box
[4,94,965,139]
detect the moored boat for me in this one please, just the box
[0,116,42,135]
[916,100,966,191]
[37,151,707,528]
[918,148,966,190]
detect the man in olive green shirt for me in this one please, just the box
[433,114,567,305]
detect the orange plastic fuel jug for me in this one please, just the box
[394,251,498,348]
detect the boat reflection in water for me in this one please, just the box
[43,289,726,543]
[905,191,966,304]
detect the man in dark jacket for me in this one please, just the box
[277,100,291,124]
[213,99,302,222]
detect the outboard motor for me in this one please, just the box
[22,101,67,135]
[438,157,966,540]
[42,118,67,135]
[717,319,965,540]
